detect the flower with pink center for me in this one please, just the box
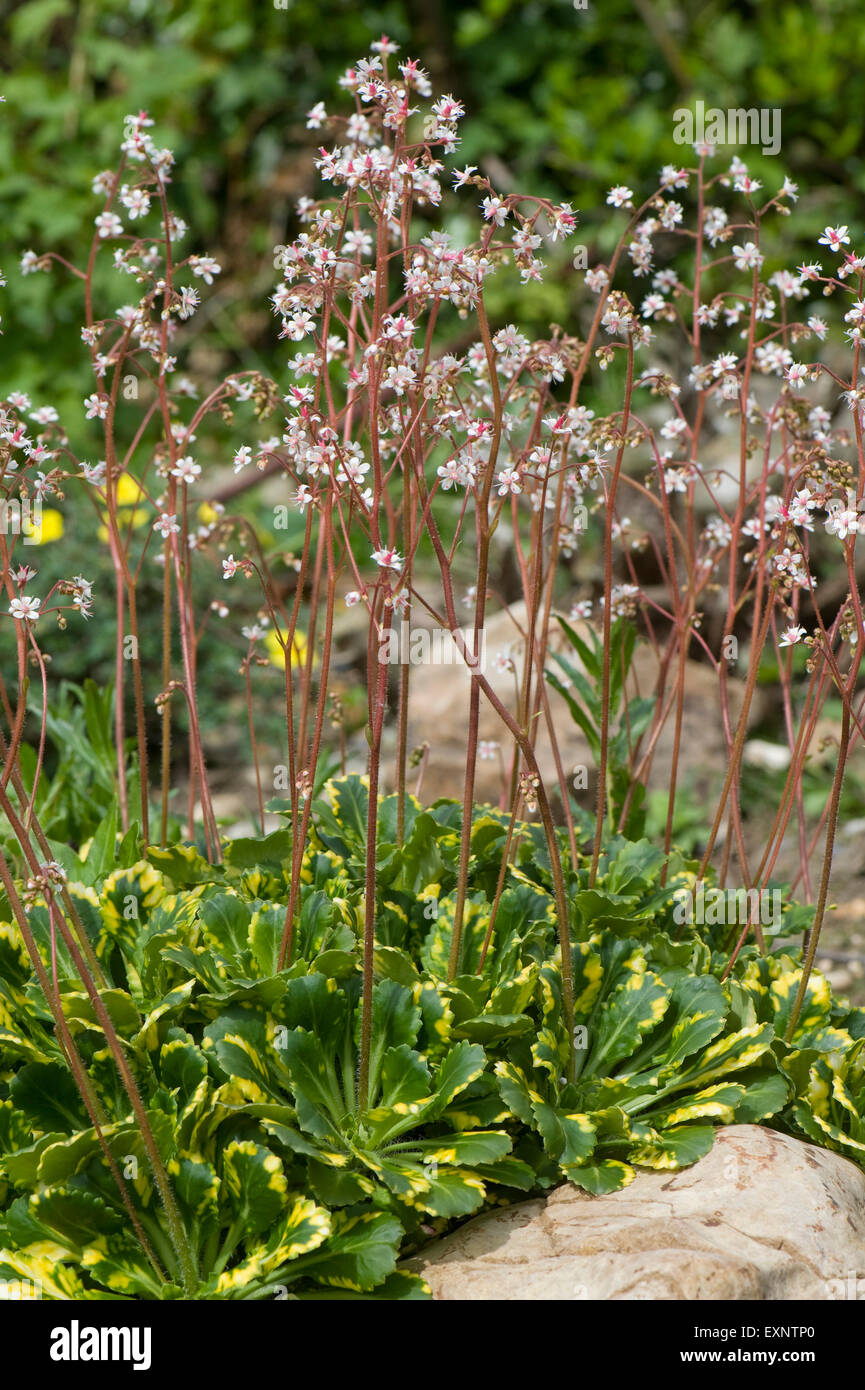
[95,212,123,239]
[481,196,508,227]
[371,546,403,572]
[549,203,577,241]
[170,456,200,483]
[785,363,809,387]
[119,185,151,220]
[84,393,109,420]
[8,596,41,622]
[818,226,851,253]
[826,506,860,540]
[496,467,522,497]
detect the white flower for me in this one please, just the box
[732,241,764,271]
[371,547,403,572]
[345,590,362,607]
[81,460,107,484]
[154,513,180,538]
[779,625,806,647]
[826,505,860,540]
[170,456,200,483]
[452,165,478,188]
[549,202,577,241]
[222,554,239,578]
[119,185,151,220]
[785,363,809,387]
[94,212,123,239]
[481,196,508,226]
[8,596,40,622]
[72,576,94,618]
[496,467,522,496]
[818,226,851,252]
[84,393,109,420]
[585,266,609,293]
[436,459,469,491]
[188,256,221,285]
[606,185,634,208]
[384,363,416,396]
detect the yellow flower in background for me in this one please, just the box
[265,627,317,671]
[116,475,145,507]
[29,508,64,544]
[98,475,150,542]
[197,502,220,526]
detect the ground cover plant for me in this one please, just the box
[2,38,865,1300]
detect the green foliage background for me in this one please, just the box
[4,0,865,404]
[2,0,863,769]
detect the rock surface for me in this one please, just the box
[403,602,753,806]
[406,1126,865,1300]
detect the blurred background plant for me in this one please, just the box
[5,0,865,790]
[5,0,865,410]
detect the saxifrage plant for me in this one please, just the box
[1,777,864,1298]
[2,35,865,1301]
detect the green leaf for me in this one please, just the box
[81,1232,164,1299]
[222,1140,288,1238]
[147,843,219,887]
[307,1161,376,1207]
[200,894,252,959]
[26,1185,122,1251]
[606,840,666,895]
[286,1208,400,1294]
[631,1124,715,1169]
[402,1130,512,1165]
[202,1007,290,1100]
[9,1062,87,1133]
[567,1159,635,1194]
[733,1070,789,1124]
[583,970,671,1077]
[533,1101,597,1169]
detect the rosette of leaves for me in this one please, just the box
[0,1014,425,1300]
[5,779,865,1302]
[780,1039,865,1167]
[219,972,536,1221]
[21,834,362,1032]
[298,775,567,972]
[570,835,701,943]
[493,934,788,1193]
[724,948,865,1053]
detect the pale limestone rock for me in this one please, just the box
[407,1126,865,1300]
[403,601,750,805]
